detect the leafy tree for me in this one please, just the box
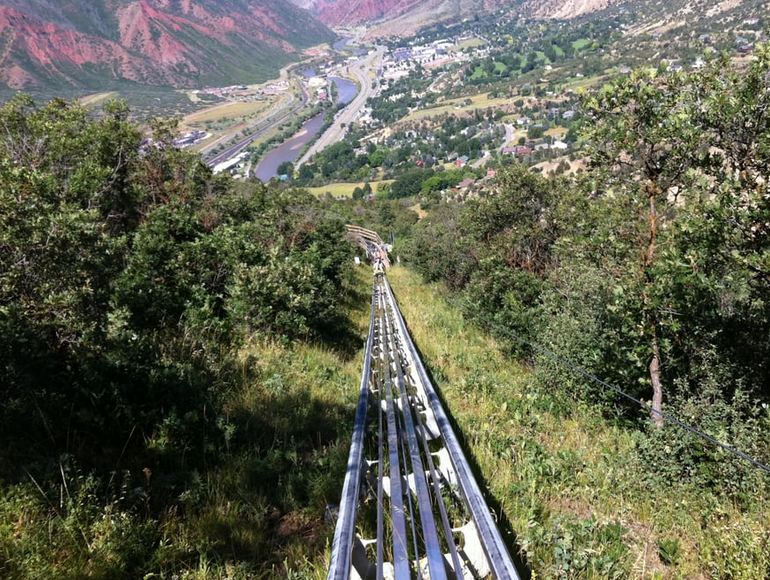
[277,161,294,177]
[389,168,435,199]
[527,125,545,140]
[0,96,352,497]
[583,66,706,425]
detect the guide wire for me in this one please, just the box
[495,327,770,475]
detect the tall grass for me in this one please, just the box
[387,266,770,578]
[3,266,766,577]
[0,270,373,579]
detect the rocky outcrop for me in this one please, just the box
[295,0,619,29]
[525,0,617,18]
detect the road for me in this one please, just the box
[498,122,516,153]
[297,47,384,167]
[205,82,308,169]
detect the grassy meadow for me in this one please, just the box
[401,93,515,122]
[306,181,394,199]
[183,100,273,126]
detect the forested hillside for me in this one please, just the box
[1,41,770,579]
[407,48,770,500]
[0,96,358,577]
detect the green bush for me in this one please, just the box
[0,96,354,577]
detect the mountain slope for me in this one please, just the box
[298,0,759,38]
[0,0,333,91]
[297,0,511,28]
[294,0,616,33]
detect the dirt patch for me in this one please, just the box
[275,510,318,540]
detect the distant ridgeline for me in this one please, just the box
[0,0,333,93]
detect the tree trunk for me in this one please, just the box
[644,183,665,428]
[649,331,664,427]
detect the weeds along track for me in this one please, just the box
[328,274,520,579]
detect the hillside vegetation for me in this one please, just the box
[388,267,769,577]
[0,95,361,578]
[401,46,770,575]
[2,38,770,580]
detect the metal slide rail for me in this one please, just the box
[346,225,391,268]
[328,274,520,579]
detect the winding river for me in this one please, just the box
[255,76,358,182]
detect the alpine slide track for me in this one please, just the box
[329,227,521,579]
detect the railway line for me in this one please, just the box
[329,229,519,579]
[204,83,309,169]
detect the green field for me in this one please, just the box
[456,37,487,51]
[306,180,394,198]
[401,92,514,122]
[183,100,271,126]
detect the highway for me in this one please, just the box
[297,47,384,167]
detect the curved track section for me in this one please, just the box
[346,225,391,267]
[328,274,520,579]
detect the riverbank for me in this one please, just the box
[254,76,358,182]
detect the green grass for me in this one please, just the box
[456,38,487,51]
[470,65,488,80]
[572,38,592,51]
[400,93,515,122]
[0,269,373,579]
[386,266,770,578]
[3,266,766,577]
[306,180,394,199]
[183,100,272,125]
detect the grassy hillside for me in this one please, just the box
[387,267,770,577]
[0,96,359,579]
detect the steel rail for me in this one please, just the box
[381,289,411,577]
[383,277,521,580]
[327,285,377,580]
[376,320,386,580]
[384,299,447,580]
[329,274,520,579]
